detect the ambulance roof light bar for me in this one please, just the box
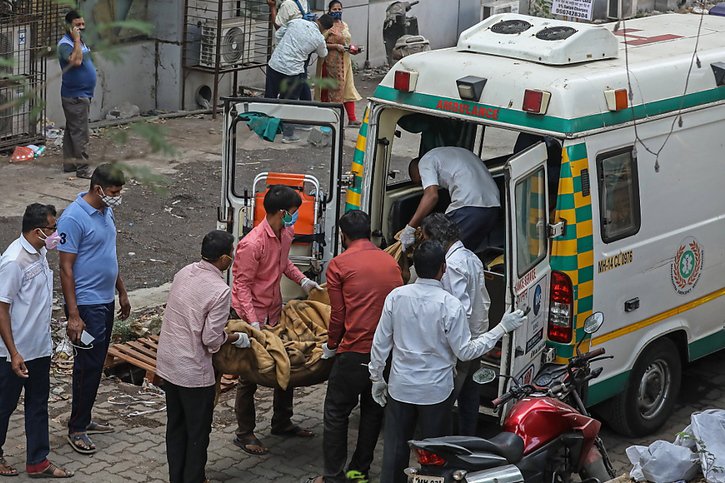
[394,70,419,93]
[456,76,487,101]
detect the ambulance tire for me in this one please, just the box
[600,338,682,437]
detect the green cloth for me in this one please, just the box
[240,112,282,142]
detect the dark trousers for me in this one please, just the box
[0,357,50,465]
[234,382,294,436]
[453,359,480,436]
[265,66,305,138]
[61,96,91,166]
[67,302,114,434]
[165,381,215,483]
[323,352,384,482]
[381,394,454,483]
[447,206,500,252]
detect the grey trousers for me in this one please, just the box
[61,96,90,164]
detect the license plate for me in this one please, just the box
[412,475,445,483]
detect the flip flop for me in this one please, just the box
[67,433,96,454]
[271,425,314,438]
[0,457,18,477]
[232,434,269,456]
[302,477,324,483]
[86,421,114,434]
[27,462,74,479]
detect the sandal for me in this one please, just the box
[86,421,114,434]
[303,477,324,483]
[67,433,96,454]
[232,433,269,456]
[0,457,18,477]
[27,462,74,479]
[271,424,314,438]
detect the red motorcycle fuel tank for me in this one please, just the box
[502,397,602,455]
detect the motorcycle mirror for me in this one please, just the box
[472,367,497,385]
[583,312,604,334]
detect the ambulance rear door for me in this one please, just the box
[499,142,552,411]
[219,97,346,296]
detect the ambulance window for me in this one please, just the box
[388,129,421,187]
[597,147,641,243]
[514,166,547,276]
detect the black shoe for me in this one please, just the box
[62,163,78,173]
[76,165,93,179]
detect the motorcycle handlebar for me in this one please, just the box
[492,390,516,407]
[572,347,606,364]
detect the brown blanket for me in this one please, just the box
[212,236,413,391]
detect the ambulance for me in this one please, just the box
[219,12,725,436]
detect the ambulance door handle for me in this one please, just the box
[624,297,640,312]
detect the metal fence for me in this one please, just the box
[0,0,57,150]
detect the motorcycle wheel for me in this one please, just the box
[599,338,682,437]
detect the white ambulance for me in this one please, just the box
[219,12,725,436]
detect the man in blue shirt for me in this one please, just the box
[57,163,131,455]
[57,10,97,179]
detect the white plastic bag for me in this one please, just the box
[626,440,699,482]
[690,409,725,483]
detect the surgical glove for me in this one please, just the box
[301,278,322,294]
[371,380,388,407]
[500,309,526,333]
[249,321,261,331]
[321,342,337,359]
[400,224,417,250]
[232,332,251,349]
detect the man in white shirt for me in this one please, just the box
[369,240,525,483]
[0,204,73,478]
[269,0,314,100]
[266,15,332,141]
[401,146,501,252]
[421,213,490,436]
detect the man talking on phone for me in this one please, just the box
[57,10,96,179]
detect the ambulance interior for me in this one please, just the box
[369,108,562,408]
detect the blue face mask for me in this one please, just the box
[330,11,342,20]
[283,210,299,227]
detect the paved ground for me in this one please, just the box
[2,348,723,482]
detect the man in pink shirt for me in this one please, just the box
[157,230,250,483]
[156,230,249,483]
[231,185,321,455]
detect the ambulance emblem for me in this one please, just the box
[671,237,703,295]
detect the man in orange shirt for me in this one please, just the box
[309,210,403,483]
[231,185,321,455]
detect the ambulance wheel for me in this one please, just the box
[601,338,681,437]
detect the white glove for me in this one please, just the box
[500,309,526,333]
[249,321,261,331]
[321,342,337,359]
[232,332,251,349]
[301,278,322,294]
[371,380,388,407]
[400,224,416,250]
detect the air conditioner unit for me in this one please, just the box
[199,17,267,68]
[0,25,31,78]
[481,0,520,19]
[607,0,638,19]
[0,82,31,139]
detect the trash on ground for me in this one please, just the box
[105,101,141,120]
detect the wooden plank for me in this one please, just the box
[105,348,157,374]
[140,337,159,349]
[113,344,157,369]
[126,340,158,360]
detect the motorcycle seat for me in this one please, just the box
[423,432,525,463]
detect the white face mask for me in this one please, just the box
[99,187,122,208]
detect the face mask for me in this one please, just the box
[99,188,123,208]
[38,230,61,250]
[282,210,299,227]
[330,11,342,20]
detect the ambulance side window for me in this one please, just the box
[387,129,421,187]
[597,147,641,243]
[515,166,547,276]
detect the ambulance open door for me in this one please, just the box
[218,97,346,298]
[498,142,552,418]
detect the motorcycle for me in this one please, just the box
[406,313,616,483]
[383,1,430,65]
